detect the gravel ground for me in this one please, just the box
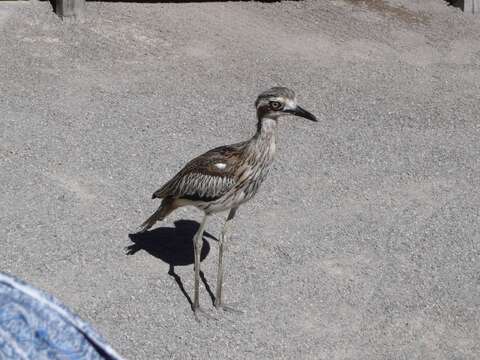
[1,0,479,359]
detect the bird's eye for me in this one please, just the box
[270,101,282,110]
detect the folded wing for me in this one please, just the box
[152,144,245,202]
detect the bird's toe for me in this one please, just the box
[193,306,217,322]
[214,302,243,314]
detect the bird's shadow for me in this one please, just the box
[445,0,465,11]
[126,220,217,308]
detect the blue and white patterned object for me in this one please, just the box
[0,272,124,360]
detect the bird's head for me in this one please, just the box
[254,87,317,122]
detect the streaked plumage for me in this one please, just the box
[137,87,316,319]
[152,144,243,203]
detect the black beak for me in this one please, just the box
[286,106,317,122]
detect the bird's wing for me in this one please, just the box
[152,143,245,201]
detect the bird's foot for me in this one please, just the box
[193,306,217,322]
[214,302,243,314]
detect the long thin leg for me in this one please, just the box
[193,212,212,320]
[215,207,237,309]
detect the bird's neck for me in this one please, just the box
[248,116,277,159]
[255,116,277,141]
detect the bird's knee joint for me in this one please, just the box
[194,241,203,252]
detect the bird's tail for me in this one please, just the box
[137,197,175,233]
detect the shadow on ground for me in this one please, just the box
[126,220,217,307]
[445,0,465,10]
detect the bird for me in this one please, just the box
[138,87,316,320]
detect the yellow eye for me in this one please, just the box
[270,101,282,110]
